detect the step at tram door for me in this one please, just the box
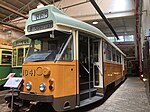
[78,35,104,106]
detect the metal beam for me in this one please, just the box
[0,21,24,32]
[49,0,62,4]
[16,0,26,6]
[0,13,7,19]
[0,4,28,19]
[36,0,62,6]
[89,0,119,40]
[62,1,89,9]
[0,0,27,14]
[36,0,49,5]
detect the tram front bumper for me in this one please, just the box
[19,92,53,102]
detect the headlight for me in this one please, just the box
[26,82,32,90]
[39,83,46,92]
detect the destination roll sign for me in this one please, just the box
[32,9,48,21]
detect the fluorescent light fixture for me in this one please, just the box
[92,21,98,25]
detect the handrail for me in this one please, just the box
[80,62,89,74]
[94,62,103,76]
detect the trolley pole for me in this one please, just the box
[89,0,119,40]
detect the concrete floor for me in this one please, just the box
[85,77,150,112]
[0,90,10,112]
[0,77,150,112]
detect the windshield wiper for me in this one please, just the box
[54,34,72,62]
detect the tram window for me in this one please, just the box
[79,35,88,64]
[59,37,73,61]
[117,53,119,63]
[112,48,116,61]
[17,48,24,65]
[2,51,12,54]
[117,52,121,63]
[93,41,98,62]
[105,43,112,61]
[2,55,11,64]
[25,48,28,55]
[13,49,16,66]
[25,31,73,62]
[120,55,122,63]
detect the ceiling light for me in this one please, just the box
[143,78,147,82]
[92,21,98,25]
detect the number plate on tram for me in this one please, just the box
[32,9,48,21]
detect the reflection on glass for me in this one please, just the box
[107,35,134,42]
[25,31,74,62]
[2,55,11,64]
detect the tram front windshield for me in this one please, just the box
[25,31,73,62]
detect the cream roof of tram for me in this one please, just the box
[26,5,126,56]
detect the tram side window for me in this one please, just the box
[117,52,121,63]
[112,48,116,62]
[2,55,11,64]
[60,37,74,61]
[116,51,120,63]
[25,48,28,56]
[105,43,112,61]
[2,51,12,54]
[2,51,12,64]
[103,41,106,61]
[120,54,122,63]
[17,48,24,65]
[13,49,16,66]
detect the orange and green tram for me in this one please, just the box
[12,38,31,77]
[19,5,126,111]
[0,45,12,86]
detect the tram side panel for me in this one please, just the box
[103,41,125,87]
[104,62,123,87]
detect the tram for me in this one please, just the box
[19,5,126,111]
[12,38,30,77]
[0,44,12,86]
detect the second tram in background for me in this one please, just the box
[12,38,30,77]
[0,40,12,87]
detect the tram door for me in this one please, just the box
[79,34,103,105]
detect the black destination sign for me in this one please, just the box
[27,21,53,32]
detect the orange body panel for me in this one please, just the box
[22,60,78,98]
[104,62,123,86]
